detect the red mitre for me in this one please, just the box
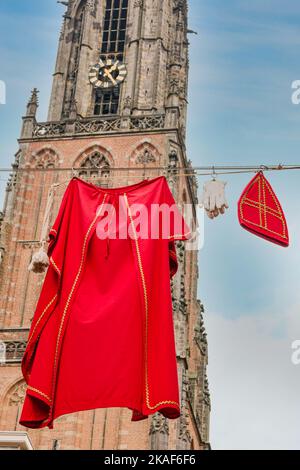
[238,172,289,247]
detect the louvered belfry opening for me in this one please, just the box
[94,0,129,116]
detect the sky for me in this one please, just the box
[0,0,300,450]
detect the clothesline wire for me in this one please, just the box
[0,164,299,175]
[0,165,299,192]
[0,167,298,191]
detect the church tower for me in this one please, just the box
[0,0,210,450]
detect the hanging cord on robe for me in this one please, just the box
[28,183,60,273]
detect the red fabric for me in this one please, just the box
[238,172,289,247]
[20,176,191,429]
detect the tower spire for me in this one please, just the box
[26,88,39,117]
[20,88,39,138]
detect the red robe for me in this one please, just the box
[20,176,191,429]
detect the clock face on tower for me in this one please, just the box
[89,59,127,89]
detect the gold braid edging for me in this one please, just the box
[242,200,287,223]
[124,194,179,411]
[50,257,61,276]
[262,177,267,229]
[244,198,285,219]
[264,177,287,238]
[27,386,52,403]
[27,295,58,346]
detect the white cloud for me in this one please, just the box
[206,305,300,449]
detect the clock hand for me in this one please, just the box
[104,69,117,86]
[107,61,119,74]
[105,66,117,77]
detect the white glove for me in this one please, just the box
[201,180,229,219]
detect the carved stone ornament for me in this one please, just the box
[29,149,58,169]
[32,114,165,139]
[123,96,132,110]
[80,151,110,170]
[9,382,27,407]
[4,341,27,363]
[149,413,169,436]
[136,149,156,165]
[194,301,208,354]
[86,0,95,11]
[134,0,144,8]
[149,412,169,450]
[177,369,192,448]
[0,246,4,266]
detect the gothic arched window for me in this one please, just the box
[101,0,128,58]
[30,148,59,169]
[78,151,111,187]
[94,87,120,115]
[0,380,26,430]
